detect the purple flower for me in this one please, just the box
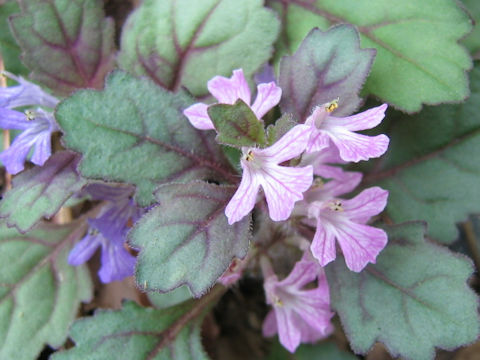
[305,102,389,162]
[0,108,59,174]
[305,185,389,272]
[0,71,59,109]
[68,185,143,283]
[183,69,282,130]
[225,124,313,225]
[262,257,334,353]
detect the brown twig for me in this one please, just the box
[0,56,11,191]
[463,220,480,271]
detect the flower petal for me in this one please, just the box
[0,131,36,174]
[225,165,260,225]
[305,128,330,154]
[310,219,338,267]
[31,133,52,166]
[261,165,313,221]
[207,69,251,105]
[322,170,363,198]
[343,187,389,224]
[0,108,30,130]
[98,241,136,283]
[275,307,302,353]
[278,260,317,288]
[324,104,388,131]
[327,128,390,162]
[335,221,388,272]
[259,124,311,163]
[251,82,282,119]
[183,103,215,130]
[68,233,101,266]
[262,310,278,337]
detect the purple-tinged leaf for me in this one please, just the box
[9,0,115,95]
[128,181,251,297]
[118,0,280,96]
[52,291,224,360]
[279,26,375,122]
[326,222,479,360]
[0,222,92,360]
[55,71,236,206]
[0,151,87,233]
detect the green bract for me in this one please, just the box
[326,223,479,360]
[119,0,280,96]
[270,0,472,112]
[0,223,92,360]
[55,71,235,206]
[208,99,267,148]
[129,182,251,297]
[364,63,480,243]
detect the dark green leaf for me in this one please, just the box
[208,99,267,147]
[118,0,280,95]
[266,340,358,360]
[0,222,92,360]
[326,222,479,360]
[269,0,472,112]
[461,0,480,57]
[279,26,375,121]
[129,181,251,297]
[363,63,480,243]
[148,285,193,310]
[0,151,87,233]
[266,113,296,146]
[52,296,220,360]
[10,0,115,95]
[55,71,235,206]
[0,1,28,76]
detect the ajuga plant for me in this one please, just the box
[0,0,480,359]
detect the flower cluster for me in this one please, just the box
[68,184,144,283]
[184,69,390,352]
[0,72,59,174]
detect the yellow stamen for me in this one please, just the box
[273,296,284,307]
[325,98,339,113]
[25,110,36,121]
[327,200,343,212]
[245,150,254,162]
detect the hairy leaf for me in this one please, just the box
[279,26,375,121]
[0,223,92,360]
[9,0,115,95]
[129,182,251,297]
[269,0,472,112]
[0,151,87,233]
[462,0,480,57]
[52,296,219,360]
[119,0,280,96]
[363,63,480,243]
[56,71,235,206]
[326,222,479,360]
[0,1,28,76]
[149,285,193,310]
[208,99,267,147]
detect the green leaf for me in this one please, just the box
[325,222,480,360]
[148,285,193,310]
[52,296,220,360]
[55,71,235,206]
[461,0,480,57]
[269,0,472,112]
[266,340,358,360]
[118,0,280,96]
[0,222,92,360]
[362,63,480,243]
[279,25,375,121]
[265,113,296,146]
[0,1,28,76]
[208,99,267,148]
[9,0,115,95]
[129,181,251,297]
[0,151,87,233]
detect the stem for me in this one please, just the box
[463,220,480,271]
[0,57,11,191]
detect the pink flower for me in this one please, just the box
[262,257,334,353]
[305,102,389,162]
[225,125,313,225]
[305,186,389,272]
[183,69,281,130]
